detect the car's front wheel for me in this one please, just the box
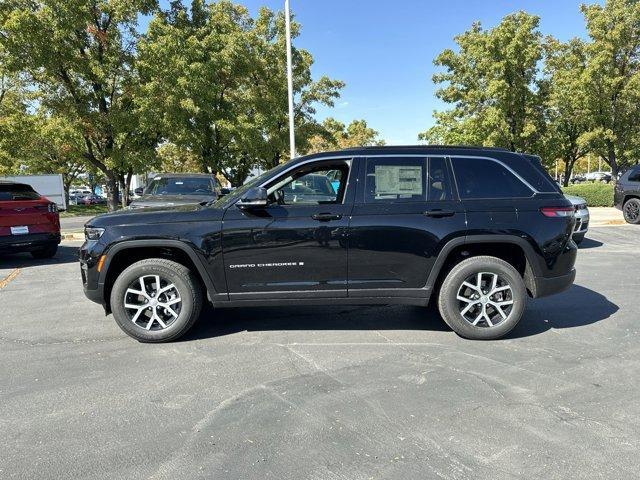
[438,256,526,340]
[623,198,640,224]
[110,258,203,342]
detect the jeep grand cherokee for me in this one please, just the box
[79,146,577,342]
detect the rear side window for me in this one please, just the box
[0,184,40,201]
[629,168,640,182]
[365,157,426,202]
[451,157,534,199]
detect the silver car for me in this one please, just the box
[565,194,589,244]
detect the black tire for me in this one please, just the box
[31,244,58,259]
[110,258,203,343]
[623,198,640,224]
[437,256,526,340]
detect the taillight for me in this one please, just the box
[48,203,58,213]
[540,206,574,217]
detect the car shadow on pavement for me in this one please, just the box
[183,303,451,341]
[0,244,79,268]
[578,237,604,249]
[184,284,617,342]
[507,284,618,339]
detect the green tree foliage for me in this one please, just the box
[420,12,546,153]
[137,1,344,187]
[306,117,385,153]
[1,0,159,209]
[0,70,34,174]
[542,38,591,185]
[579,0,640,175]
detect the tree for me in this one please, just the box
[156,143,201,174]
[305,117,385,153]
[25,114,87,202]
[1,0,159,210]
[420,12,546,153]
[0,68,34,174]
[542,37,591,185]
[579,0,640,176]
[137,1,344,187]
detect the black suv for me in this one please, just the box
[614,165,640,224]
[80,146,577,342]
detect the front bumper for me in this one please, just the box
[0,232,61,254]
[573,209,589,236]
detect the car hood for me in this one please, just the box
[86,203,224,228]
[564,194,587,206]
[129,194,216,208]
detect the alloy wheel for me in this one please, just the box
[624,201,639,222]
[456,272,514,327]
[123,275,182,331]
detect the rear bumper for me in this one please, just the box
[0,232,61,254]
[534,268,576,298]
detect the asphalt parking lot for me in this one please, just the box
[1,226,638,479]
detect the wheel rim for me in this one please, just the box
[124,275,182,331]
[456,272,514,328]
[624,201,639,221]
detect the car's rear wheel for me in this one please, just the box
[110,258,203,342]
[437,256,526,340]
[623,198,640,224]
[31,244,58,259]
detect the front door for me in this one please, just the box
[222,158,356,300]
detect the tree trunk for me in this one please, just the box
[606,142,618,177]
[122,169,133,208]
[562,158,576,187]
[106,175,119,212]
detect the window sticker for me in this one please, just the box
[374,165,423,196]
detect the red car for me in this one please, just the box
[0,181,61,258]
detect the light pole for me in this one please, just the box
[285,0,296,159]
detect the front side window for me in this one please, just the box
[266,161,350,206]
[451,157,534,199]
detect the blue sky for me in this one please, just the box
[154,1,596,144]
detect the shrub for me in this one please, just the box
[562,183,614,207]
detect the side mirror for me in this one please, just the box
[236,187,268,209]
[219,187,231,197]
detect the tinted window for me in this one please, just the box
[452,157,533,199]
[428,157,452,201]
[365,157,426,203]
[629,168,640,182]
[267,161,350,206]
[0,184,40,201]
[145,177,214,196]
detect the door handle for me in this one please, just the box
[424,209,455,218]
[312,213,343,222]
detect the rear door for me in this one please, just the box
[347,155,466,298]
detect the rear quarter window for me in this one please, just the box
[451,157,534,199]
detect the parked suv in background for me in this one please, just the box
[128,173,221,209]
[80,146,577,342]
[564,195,589,243]
[0,181,60,258]
[614,165,640,224]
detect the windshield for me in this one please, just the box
[145,177,214,196]
[210,160,296,208]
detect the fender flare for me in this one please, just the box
[424,234,542,291]
[98,239,218,297]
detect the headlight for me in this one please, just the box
[85,227,105,240]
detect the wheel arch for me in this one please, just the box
[425,235,540,298]
[100,240,217,313]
